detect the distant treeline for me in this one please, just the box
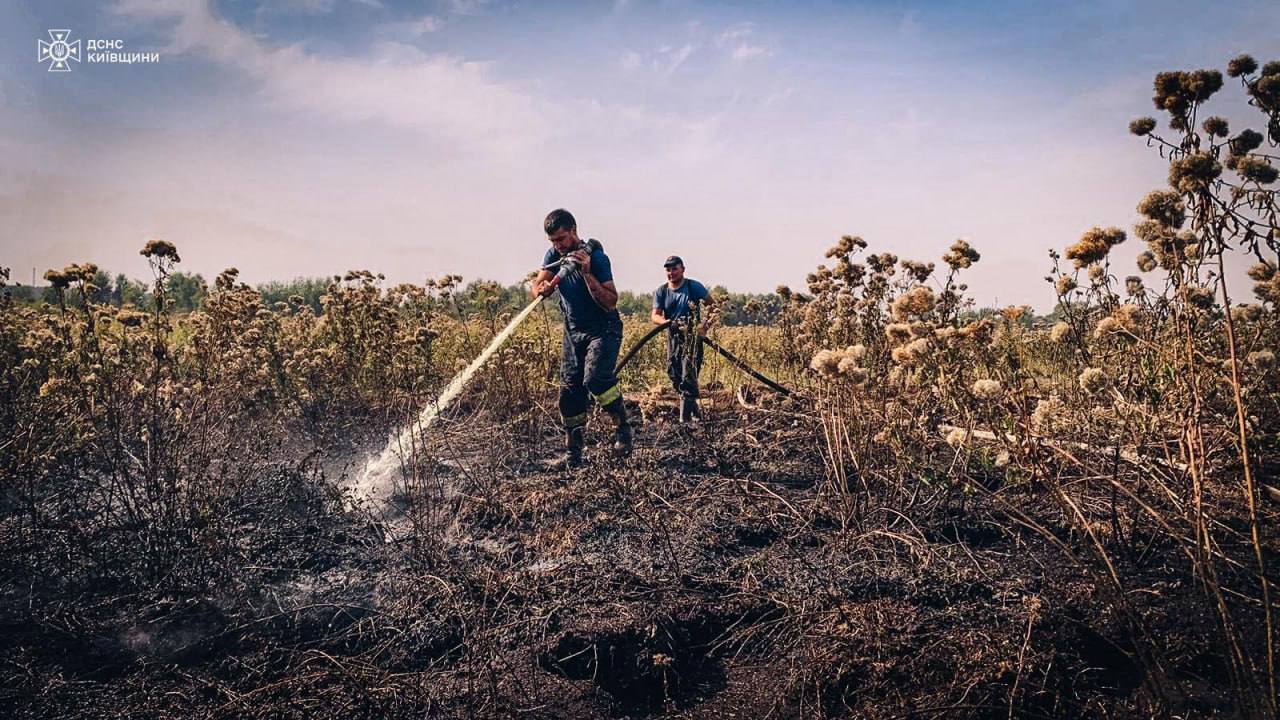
[5,271,787,326]
[7,270,1075,326]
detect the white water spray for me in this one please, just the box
[352,296,545,505]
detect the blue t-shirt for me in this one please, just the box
[654,279,709,324]
[542,241,618,331]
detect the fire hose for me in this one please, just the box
[615,319,794,397]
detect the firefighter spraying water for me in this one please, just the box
[353,209,793,503]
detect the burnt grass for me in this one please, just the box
[1,390,1275,718]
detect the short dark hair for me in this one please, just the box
[544,208,576,235]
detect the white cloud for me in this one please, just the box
[717,22,772,63]
[446,0,490,16]
[112,0,548,156]
[731,44,770,61]
[660,43,696,76]
[394,14,442,36]
[262,0,337,14]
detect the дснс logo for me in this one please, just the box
[38,30,81,72]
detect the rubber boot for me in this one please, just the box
[552,427,585,470]
[679,397,701,423]
[603,400,634,455]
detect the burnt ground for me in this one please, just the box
[0,387,1275,718]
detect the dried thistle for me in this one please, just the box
[1200,116,1229,138]
[945,427,970,448]
[1168,152,1222,194]
[140,239,180,262]
[1137,190,1186,228]
[810,349,841,376]
[943,239,981,270]
[1248,350,1276,369]
[1136,251,1158,272]
[1129,117,1157,136]
[1182,284,1216,310]
[1227,54,1258,78]
[1066,227,1126,269]
[1234,156,1279,184]
[885,323,912,344]
[972,378,1003,400]
[1078,367,1109,395]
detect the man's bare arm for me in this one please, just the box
[651,308,666,325]
[584,275,618,311]
[531,269,555,299]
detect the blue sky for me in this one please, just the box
[1,0,1277,307]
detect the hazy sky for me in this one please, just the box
[1,0,1277,308]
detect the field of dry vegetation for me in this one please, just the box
[3,57,1280,718]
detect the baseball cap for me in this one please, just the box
[663,255,684,268]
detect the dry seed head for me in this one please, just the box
[1202,116,1229,137]
[959,318,993,343]
[810,349,841,376]
[1034,392,1064,430]
[844,344,867,361]
[1137,190,1186,228]
[1228,54,1258,78]
[1050,321,1072,342]
[1168,152,1222,194]
[945,427,969,448]
[901,259,936,282]
[42,269,70,290]
[1248,262,1276,282]
[1231,304,1263,323]
[1125,276,1144,296]
[1066,227,1124,268]
[972,378,1003,400]
[885,323,912,344]
[837,358,867,384]
[891,285,937,320]
[1114,304,1143,331]
[1129,116,1157,136]
[1078,367,1109,395]
[909,321,933,338]
[1231,128,1265,157]
[1088,264,1106,281]
[1136,251,1158,273]
[1094,316,1122,338]
[117,309,147,327]
[1055,276,1078,296]
[943,239,981,270]
[1248,350,1276,369]
[1235,156,1279,184]
[1182,284,1216,310]
[140,239,180,262]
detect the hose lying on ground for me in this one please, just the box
[615,320,794,398]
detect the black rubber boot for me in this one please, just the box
[679,397,701,423]
[603,400,634,455]
[552,427,585,470]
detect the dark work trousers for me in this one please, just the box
[559,317,624,429]
[666,329,703,399]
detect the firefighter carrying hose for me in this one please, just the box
[531,209,633,468]
[651,255,714,422]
